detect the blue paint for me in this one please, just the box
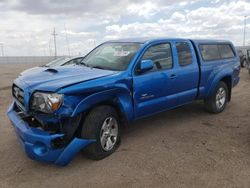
[7,38,240,166]
[7,102,94,166]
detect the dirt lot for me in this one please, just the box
[0,64,250,188]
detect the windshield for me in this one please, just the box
[45,57,69,67]
[81,42,141,71]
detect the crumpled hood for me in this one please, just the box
[17,65,117,92]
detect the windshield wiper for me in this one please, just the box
[76,62,105,70]
[90,65,105,70]
[77,62,90,67]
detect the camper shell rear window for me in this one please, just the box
[199,43,235,61]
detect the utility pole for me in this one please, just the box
[64,24,71,57]
[52,27,57,57]
[243,16,247,46]
[48,37,52,56]
[0,43,4,56]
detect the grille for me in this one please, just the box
[12,84,25,106]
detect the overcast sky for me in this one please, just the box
[0,0,250,56]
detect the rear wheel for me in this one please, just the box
[81,105,121,160]
[205,81,229,113]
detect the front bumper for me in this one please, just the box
[7,102,94,166]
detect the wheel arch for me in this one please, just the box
[71,88,134,124]
[206,73,232,101]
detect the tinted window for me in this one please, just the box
[200,44,220,61]
[176,42,193,66]
[218,44,235,59]
[141,43,173,72]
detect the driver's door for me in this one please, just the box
[133,42,178,118]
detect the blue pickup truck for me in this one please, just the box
[7,38,240,165]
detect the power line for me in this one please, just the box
[52,27,58,57]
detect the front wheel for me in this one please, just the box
[205,82,229,113]
[81,105,121,160]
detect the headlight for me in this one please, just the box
[31,92,63,113]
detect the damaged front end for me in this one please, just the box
[7,82,94,166]
[7,64,119,166]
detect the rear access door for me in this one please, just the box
[172,40,200,105]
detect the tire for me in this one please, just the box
[205,81,229,113]
[81,105,121,160]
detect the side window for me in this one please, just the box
[176,42,193,66]
[199,44,220,61]
[141,43,173,72]
[218,44,235,59]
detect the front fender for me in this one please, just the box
[71,88,134,122]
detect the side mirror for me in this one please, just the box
[139,60,154,73]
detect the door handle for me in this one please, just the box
[169,74,177,79]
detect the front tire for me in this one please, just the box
[205,81,229,113]
[81,105,121,160]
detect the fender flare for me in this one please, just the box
[206,71,232,99]
[71,88,134,122]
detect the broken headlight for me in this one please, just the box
[31,92,63,113]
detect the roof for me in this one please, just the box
[191,39,232,44]
[107,37,185,44]
[107,37,232,44]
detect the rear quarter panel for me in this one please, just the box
[191,40,240,99]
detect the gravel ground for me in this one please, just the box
[0,64,250,188]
